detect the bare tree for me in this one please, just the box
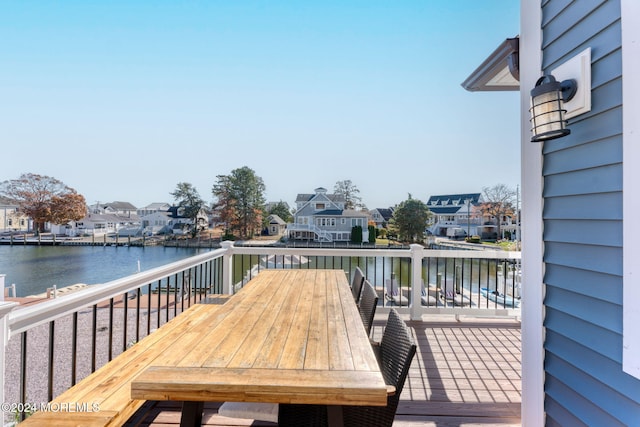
[334,180,365,210]
[477,184,517,240]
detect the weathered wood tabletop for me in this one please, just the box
[131,269,387,425]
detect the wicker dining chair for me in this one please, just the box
[278,309,416,427]
[358,279,378,337]
[351,266,366,303]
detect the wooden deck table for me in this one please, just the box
[131,269,387,426]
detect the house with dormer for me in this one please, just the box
[288,187,369,242]
[426,193,482,237]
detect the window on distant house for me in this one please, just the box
[316,203,325,210]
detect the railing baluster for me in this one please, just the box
[108,298,114,361]
[48,320,54,401]
[123,292,128,353]
[20,331,27,422]
[147,283,152,335]
[92,304,97,372]
[136,287,141,343]
[71,312,78,386]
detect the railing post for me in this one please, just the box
[409,244,424,321]
[0,274,5,301]
[1,301,19,410]
[220,241,234,295]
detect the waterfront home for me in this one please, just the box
[288,187,370,242]
[369,207,394,229]
[88,201,138,218]
[0,197,29,233]
[462,1,640,423]
[72,213,141,237]
[166,205,209,235]
[139,210,172,235]
[137,202,171,217]
[427,193,482,237]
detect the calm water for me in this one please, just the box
[0,245,209,297]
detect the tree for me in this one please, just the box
[212,166,266,239]
[267,201,293,223]
[334,180,366,210]
[389,194,432,242]
[170,182,205,237]
[477,184,517,240]
[0,173,87,233]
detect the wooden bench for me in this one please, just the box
[19,296,230,427]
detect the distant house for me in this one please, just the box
[73,213,140,237]
[0,197,29,232]
[167,206,208,235]
[139,211,172,235]
[426,193,481,237]
[265,214,286,236]
[369,208,394,229]
[101,201,138,218]
[288,187,369,242]
[137,202,171,217]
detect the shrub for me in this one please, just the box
[368,225,376,243]
[465,235,481,243]
[351,225,363,243]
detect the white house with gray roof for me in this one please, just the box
[288,187,369,242]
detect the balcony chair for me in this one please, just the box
[278,309,417,427]
[420,279,442,306]
[357,279,378,337]
[351,266,365,302]
[384,277,408,306]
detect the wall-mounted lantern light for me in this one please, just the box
[529,75,578,142]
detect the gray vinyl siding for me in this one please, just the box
[540,0,640,424]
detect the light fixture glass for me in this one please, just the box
[529,75,577,142]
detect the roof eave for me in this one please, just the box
[461,37,520,92]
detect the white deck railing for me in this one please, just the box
[1,242,520,418]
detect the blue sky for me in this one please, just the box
[1,1,520,209]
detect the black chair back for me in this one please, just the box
[278,309,416,427]
[342,309,417,427]
[358,280,378,336]
[351,266,365,302]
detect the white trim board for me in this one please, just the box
[622,0,640,380]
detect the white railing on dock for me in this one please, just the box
[1,242,520,419]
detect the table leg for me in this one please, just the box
[180,401,204,427]
[327,405,344,427]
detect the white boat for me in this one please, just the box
[480,287,521,308]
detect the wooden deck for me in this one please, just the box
[124,314,521,426]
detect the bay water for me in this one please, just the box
[0,245,209,297]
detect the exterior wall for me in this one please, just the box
[0,206,29,232]
[540,1,639,425]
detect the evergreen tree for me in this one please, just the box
[170,182,205,237]
[212,166,266,239]
[389,195,432,242]
[267,200,293,223]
